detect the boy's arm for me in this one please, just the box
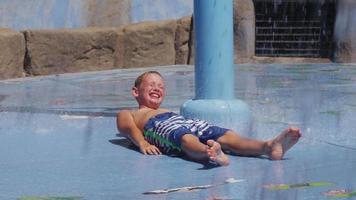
[116,110,161,155]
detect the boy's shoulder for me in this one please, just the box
[120,108,137,113]
[118,109,137,118]
[117,109,138,131]
[118,108,149,121]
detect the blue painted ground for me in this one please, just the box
[0,64,356,200]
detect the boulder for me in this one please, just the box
[175,16,193,64]
[334,40,356,63]
[333,0,356,63]
[0,28,25,79]
[233,0,255,63]
[121,19,177,68]
[23,28,120,76]
[188,17,195,65]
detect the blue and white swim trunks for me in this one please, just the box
[143,112,229,154]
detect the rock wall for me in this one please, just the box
[175,16,193,65]
[23,28,119,76]
[0,19,185,80]
[17,20,181,77]
[333,0,356,63]
[233,0,255,64]
[0,29,25,79]
[121,20,177,68]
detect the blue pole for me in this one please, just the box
[180,0,251,134]
[194,0,234,99]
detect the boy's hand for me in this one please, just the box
[139,141,162,155]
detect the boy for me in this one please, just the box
[117,71,301,166]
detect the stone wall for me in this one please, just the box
[333,0,356,63]
[233,0,255,64]
[0,29,25,79]
[0,19,187,80]
[0,16,193,79]
[23,28,119,76]
[175,16,193,65]
[21,20,180,76]
[121,20,177,68]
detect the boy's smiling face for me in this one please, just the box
[132,73,165,109]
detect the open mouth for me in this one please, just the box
[150,92,160,99]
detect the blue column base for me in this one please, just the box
[180,99,251,136]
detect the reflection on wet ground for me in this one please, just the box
[0,64,356,199]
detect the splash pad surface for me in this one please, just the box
[1,64,356,199]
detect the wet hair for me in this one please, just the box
[134,71,163,88]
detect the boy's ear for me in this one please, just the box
[132,86,139,98]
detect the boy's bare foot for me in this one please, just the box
[206,140,230,166]
[268,127,301,160]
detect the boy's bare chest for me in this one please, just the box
[132,108,170,131]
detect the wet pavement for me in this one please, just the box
[0,63,356,200]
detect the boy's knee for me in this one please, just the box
[180,134,199,145]
[217,131,239,144]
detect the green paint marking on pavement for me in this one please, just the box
[264,181,335,190]
[18,196,83,200]
[323,189,356,198]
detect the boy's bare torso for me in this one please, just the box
[131,108,170,131]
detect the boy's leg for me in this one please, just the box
[216,131,267,156]
[217,127,301,160]
[180,134,229,166]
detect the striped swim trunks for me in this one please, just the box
[143,112,228,154]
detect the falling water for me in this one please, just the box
[254,0,335,57]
